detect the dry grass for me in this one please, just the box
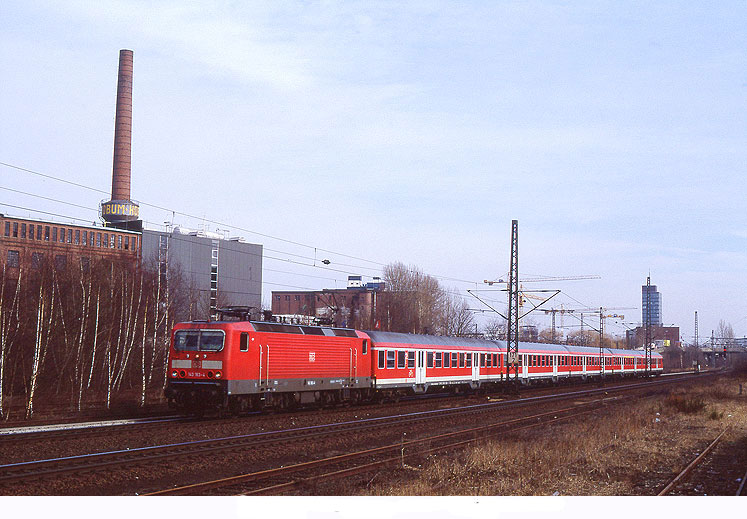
[363,375,747,496]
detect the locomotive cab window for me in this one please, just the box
[239,332,249,352]
[174,330,225,352]
[362,339,368,354]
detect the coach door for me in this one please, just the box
[471,353,479,383]
[416,350,426,384]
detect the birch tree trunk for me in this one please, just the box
[0,266,22,419]
[26,283,45,419]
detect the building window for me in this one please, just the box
[12,222,18,238]
[59,228,65,242]
[285,295,290,301]
[36,226,42,240]
[54,255,67,270]
[294,295,300,301]
[82,231,87,246]
[89,231,95,247]
[275,295,281,301]
[44,226,50,241]
[52,227,58,242]
[31,252,44,270]
[3,222,9,237]
[7,250,20,268]
[67,229,72,243]
[75,230,80,245]
[80,257,90,273]
[110,235,115,248]
[97,233,102,247]
[20,224,26,239]
[118,235,122,249]
[124,236,129,250]
[28,224,34,240]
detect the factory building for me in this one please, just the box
[141,227,262,318]
[1,49,262,318]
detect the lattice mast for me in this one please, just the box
[506,220,520,382]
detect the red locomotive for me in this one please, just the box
[165,311,663,414]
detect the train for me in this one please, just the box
[164,313,663,415]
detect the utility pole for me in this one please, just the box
[599,307,604,381]
[506,220,520,386]
[645,276,652,377]
[551,312,556,342]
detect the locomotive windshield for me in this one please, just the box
[174,330,225,352]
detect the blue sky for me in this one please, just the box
[1,1,746,341]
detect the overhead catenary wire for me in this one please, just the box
[1,161,484,286]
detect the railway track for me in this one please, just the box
[0,372,716,495]
[657,426,747,496]
[145,399,614,495]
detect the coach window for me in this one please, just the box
[239,333,249,352]
[444,352,450,368]
[465,353,472,368]
[426,352,434,368]
[435,352,442,368]
[378,350,385,369]
[459,353,465,368]
[397,351,406,369]
[362,340,368,355]
[407,351,415,368]
[486,354,492,368]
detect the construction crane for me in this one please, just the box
[484,274,600,285]
[542,306,634,342]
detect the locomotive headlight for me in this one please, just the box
[171,371,178,378]
[215,371,222,379]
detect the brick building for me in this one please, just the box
[1,214,140,275]
[272,276,383,328]
[625,325,681,349]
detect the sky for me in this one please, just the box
[1,1,746,342]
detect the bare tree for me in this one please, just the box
[441,289,475,336]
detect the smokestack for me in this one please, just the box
[111,49,133,201]
[102,49,140,230]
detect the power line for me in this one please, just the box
[1,160,485,286]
